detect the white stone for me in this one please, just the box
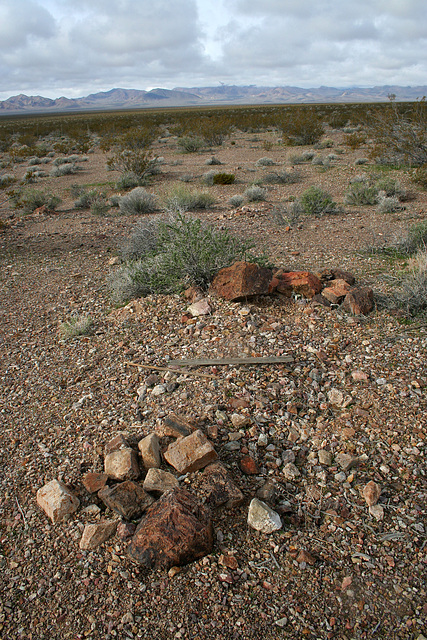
[37,479,80,523]
[187,298,211,317]
[282,462,300,480]
[79,521,117,550]
[248,498,282,533]
[369,504,384,521]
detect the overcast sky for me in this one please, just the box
[0,0,426,100]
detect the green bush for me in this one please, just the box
[344,181,378,206]
[299,186,339,216]
[118,187,157,215]
[255,157,275,167]
[213,173,235,185]
[279,109,324,146]
[375,177,407,200]
[376,193,404,213]
[164,184,215,211]
[16,189,61,213]
[109,213,264,301]
[397,221,427,254]
[411,165,427,189]
[0,174,16,189]
[244,185,266,202]
[394,250,427,315]
[263,169,301,185]
[177,136,205,153]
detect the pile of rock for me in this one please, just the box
[36,414,289,571]
[208,261,374,315]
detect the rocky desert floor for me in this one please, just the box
[0,124,426,640]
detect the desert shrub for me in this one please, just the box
[74,188,107,210]
[263,169,301,184]
[345,181,378,206]
[118,187,157,215]
[315,139,334,149]
[355,158,369,165]
[202,170,216,186]
[213,173,235,185]
[0,174,16,188]
[59,314,93,339]
[107,151,160,183]
[262,141,273,151]
[271,203,302,226]
[205,157,222,166]
[244,185,266,202]
[229,194,245,208]
[255,157,275,167]
[163,184,215,211]
[299,186,339,216]
[179,174,194,183]
[279,109,324,146]
[344,131,367,150]
[397,221,427,254]
[16,189,61,213]
[110,213,263,301]
[368,97,427,166]
[90,199,110,216]
[28,157,42,166]
[375,177,407,200]
[289,150,314,164]
[116,173,141,191]
[177,136,205,153]
[119,219,161,262]
[411,165,427,189]
[394,249,427,315]
[50,163,79,177]
[376,193,405,214]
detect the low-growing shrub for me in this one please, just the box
[0,174,16,188]
[163,184,215,211]
[59,314,93,339]
[355,158,369,165]
[375,177,407,200]
[394,249,427,315]
[400,221,427,254]
[344,181,378,206]
[16,189,62,213]
[50,163,79,177]
[177,136,205,153]
[213,173,235,185]
[229,194,245,208]
[289,150,315,164]
[262,169,301,184]
[109,213,264,301]
[118,187,157,215]
[116,173,141,191]
[255,157,275,167]
[244,185,266,202]
[202,170,216,186]
[411,165,427,190]
[205,157,222,166]
[376,192,405,214]
[299,186,339,216]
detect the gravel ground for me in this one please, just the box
[0,128,426,640]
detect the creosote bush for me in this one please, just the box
[213,173,235,185]
[15,189,62,213]
[109,213,264,301]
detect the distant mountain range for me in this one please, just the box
[1,85,426,114]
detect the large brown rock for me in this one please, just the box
[192,462,244,509]
[342,287,374,315]
[128,488,213,570]
[98,480,154,519]
[163,429,218,474]
[210,261,272,301]
[273,270,322,298]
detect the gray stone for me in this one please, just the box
[318,449,333,466]
[143,468,179,496]
[247,498,282,533]
[282,462,300,480]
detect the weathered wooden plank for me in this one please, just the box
[167,355,294,367]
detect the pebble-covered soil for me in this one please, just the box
[0,126,426,640]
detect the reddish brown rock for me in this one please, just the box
[321,279,351,304]
[98,480,154,519]
[156,413,195,439]
[210,261,272,301]
[82,472,108,494]
[239,455,259,475]
[104,433,129,456]
[128,488,213,570]
[164,429,218,474]
[273,270,322,298]
[195,462,244,508]
[331,268,356,285]
[362,481,381,507]
[342,287,374,315]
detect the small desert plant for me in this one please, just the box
[279,108,324,146]
[262,169,301,184]
[118,187,157,215]
[28,157,42,166]
[50,163,79,177]
[205,157,222,166]
[109,213,263,301]
[179,173,194,183]
[202,170,216,185]
[59,314,93,339]
[177,136,205,153]
[0,174,16,189]
[255,157,276,167]
[344,131,367,150]
[400,221,427,254]
[119,219,161,262]
[376,192,405,214]
[289,150,314,164]
[345,181,379,206]
[16,189,61,213]
[355,158,369,165]
[375,177,407,200]
[163,184,215,211]
[244,185,266,202]
[116,173,141,191]
[271,203,302,226]
[411,165,427,190]
[299,186,339,216]
[229,194,245,208]
[213,173,235,185]
[393,249,427,315]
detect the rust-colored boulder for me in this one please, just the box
[322,279,351,305]
[273,270,322,298]
[98,480,154,519]
[342,287,374,315]
[128,488,213,570]
[210,261,272,301]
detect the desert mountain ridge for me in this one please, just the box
[1,84,426,114]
